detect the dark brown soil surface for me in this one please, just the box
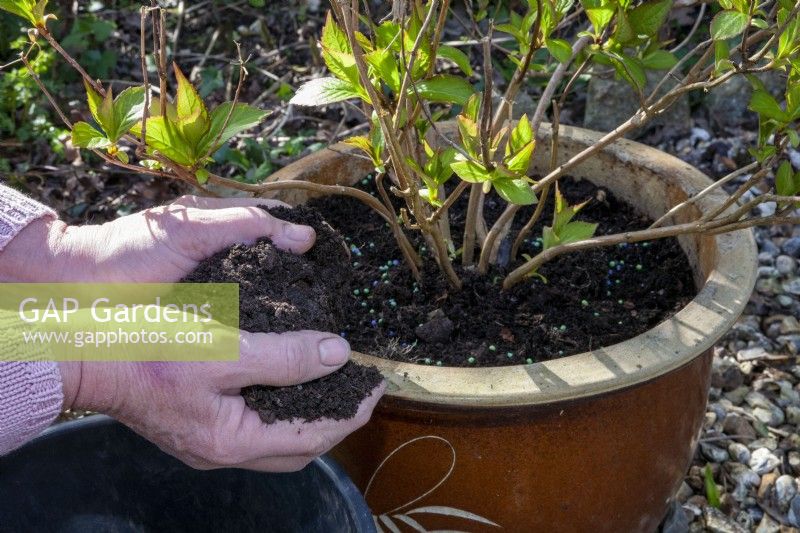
[307,177,697,367]
[182,205,383,423]
[241,362,383,424]
[183,179,695,420]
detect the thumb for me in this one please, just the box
[219,330,352,389]
[169,205,316,260]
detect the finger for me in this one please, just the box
[219,331,352,389]
[171,195,290,210]
[169,205,315,259]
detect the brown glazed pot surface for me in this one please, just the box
[268,123,758,532]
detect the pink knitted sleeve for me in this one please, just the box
[0,184,63,455]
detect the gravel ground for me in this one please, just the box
[653,126,800,533]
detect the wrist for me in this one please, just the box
[57,361,82,411]
[0,218,99,282]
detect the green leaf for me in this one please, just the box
[704,465,721,509]
[418,187,442,207]
[711,10,749,41]
[142,116,194,166]
[437,45,474,76]
[607,53,647,92]
[200,102,268,154]
[98,87,115,135]
[343,135,372,156]
[509,114,533,155]
[542,221,597,250]
[195,168,210,185]
[173,64,210,144]
[411,75,475,105]
[777,13,800,59]
[546,38,573,64]
[749,90,789,122]
[369,118,385,165]
[0,0,36,25]
[432,147,456,184]
[776,161,794,196]
[322,48,360,86]
[786,82,800,117]
[714,40,733,73]
[628,0,673,37]
[559,221,598,244]
[116,151,129,164]
[506,140,536,174]
[321,11,350,54]
[641,50,678,70]
[83,80,115,136]
[495,22,523,41]
[457,115,479,158]
[71,122,111,149]
[374,20,400,49]
[581,0,615,34]
[614,10,636,43]
[31,0,50,24]
[110,86,145,141]
[290,77,362,106]
[552,184,590,233]
[494,178,537,205]
[462,93,481,122]
[450,159,491,183]
[0,0,50,26]
[343,134,383,169]
[365,48,401,92]
[787,129,800,148]
[403,9,434,78]
[542,226,559,250]
[173,63,207,121]
[587,7,615,32]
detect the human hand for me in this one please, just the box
[0,195,384,471]
[65,329,384,472]
[0,195,318,283]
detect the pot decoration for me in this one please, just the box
[269,122,757,532]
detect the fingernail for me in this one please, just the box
[283,223,314,242]
[319,337,350,366]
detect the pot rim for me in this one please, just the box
[269,123,757,408]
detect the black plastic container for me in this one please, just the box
[0,416,375,533]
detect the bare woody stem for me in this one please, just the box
[139,8,150,147]
[479,29,495,171]
[528,32,779,202]
[699,165,773,222]
[479,10,584,274]
[338,0,462,289]
[461,186,482,265]
[649,161,760,228]
[502,211,800,290]
[393,0,440,127]
[153,4,168,116]
[428,181,469,224]
[38,28,104,96]
[491,0,543,129]
[205,42,248,159]
[205,172,395,222]
[20,46,72,128]
[492,47,773,284]
[464,1,544,267]
[531,34,591,131]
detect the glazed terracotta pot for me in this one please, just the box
[268,123,757,532]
